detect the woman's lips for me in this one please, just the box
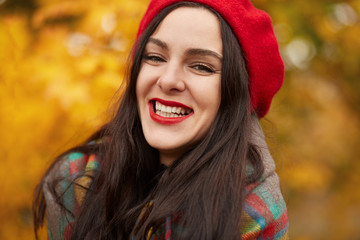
[148,98,193,125]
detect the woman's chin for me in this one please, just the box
[146,139,188,161]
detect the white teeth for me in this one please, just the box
[153,100,192,118]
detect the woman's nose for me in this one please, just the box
[156,63,186,93]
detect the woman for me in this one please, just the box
[34,0,288,239]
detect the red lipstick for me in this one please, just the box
[148,98,193,125]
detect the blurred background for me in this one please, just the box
[0,0,359,239]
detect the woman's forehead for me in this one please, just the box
[148,7,222,55]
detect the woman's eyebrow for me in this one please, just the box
[186,48,223,61]
[147,38,222,61]
[148,37,168,50]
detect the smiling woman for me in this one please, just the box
[33,1,288,240]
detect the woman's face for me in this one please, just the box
[136,7,222,165]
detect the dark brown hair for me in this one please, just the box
[33,2,264,239]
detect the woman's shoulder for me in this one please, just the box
[240,118,289,239]
[241,172,289,239]
[43,151,101,240]
[50,151,100,180]
[44,151,101,206]
[241,153,288,239]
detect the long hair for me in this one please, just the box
[33,2,264,239]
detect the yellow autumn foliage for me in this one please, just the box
[0,0,359,239]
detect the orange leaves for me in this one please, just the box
[0,0,149,239]
[32,1,87,28]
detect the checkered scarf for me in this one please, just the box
[43,125,288,239]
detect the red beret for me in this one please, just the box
[136,0,284,118]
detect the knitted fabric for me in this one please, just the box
[136,0,284,118]
[43,134,288,239]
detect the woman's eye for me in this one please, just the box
[143,55,165,63]
[191,64,216,74]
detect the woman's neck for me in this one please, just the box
[159,151,181,166]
